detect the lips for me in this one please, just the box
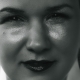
[22,60,56,72]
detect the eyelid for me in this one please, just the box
[0,15,26,24]
[45,12,72,21]
[44,12,72,25]
[7,15,25,21]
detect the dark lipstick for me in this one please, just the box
[22,60,56,72]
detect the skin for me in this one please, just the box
[0,0,80,80]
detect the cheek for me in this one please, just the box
[0,28,28,62]
[48,23,79,56]
[2,28,27,42]
[49,25,66,40]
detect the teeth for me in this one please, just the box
[30,66,44,70]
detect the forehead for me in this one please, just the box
[0,0,79,9]
[0,0,79,15]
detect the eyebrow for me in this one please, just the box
[46,4,73,12]
[0,4,73,14]
[0,7,24,14]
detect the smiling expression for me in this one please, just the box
[0,0,80,80]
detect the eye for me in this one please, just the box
[7,15,24,22]
[8,16,22,21]
[45,13,71,24]
[0,15,25,24]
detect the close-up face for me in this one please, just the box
[0,0,80,80]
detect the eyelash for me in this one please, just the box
[1,15,24,24]
[0,13,71,25]
[45,13,71,24]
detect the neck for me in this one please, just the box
[67,59,80,80]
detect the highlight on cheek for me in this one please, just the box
[0,0,80,80]
[3,28,26,42]
[49,25,66,40]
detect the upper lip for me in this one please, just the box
[23,60,55,63]
[21,60,57,72]
[22,60,56,67]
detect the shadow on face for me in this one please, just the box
[0,0,80,80]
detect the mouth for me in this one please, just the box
[22,60,56,72]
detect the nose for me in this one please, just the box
[26,18,51,53]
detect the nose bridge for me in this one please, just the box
[30,17,47,42]
[26,17,51,53]
[31,17,45,36]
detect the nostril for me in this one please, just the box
[27,46,49,53]
[26,41,51,53]
[27,48,34,52]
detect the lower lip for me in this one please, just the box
[23,61,56,72]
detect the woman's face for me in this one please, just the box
[0,0,80,80]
